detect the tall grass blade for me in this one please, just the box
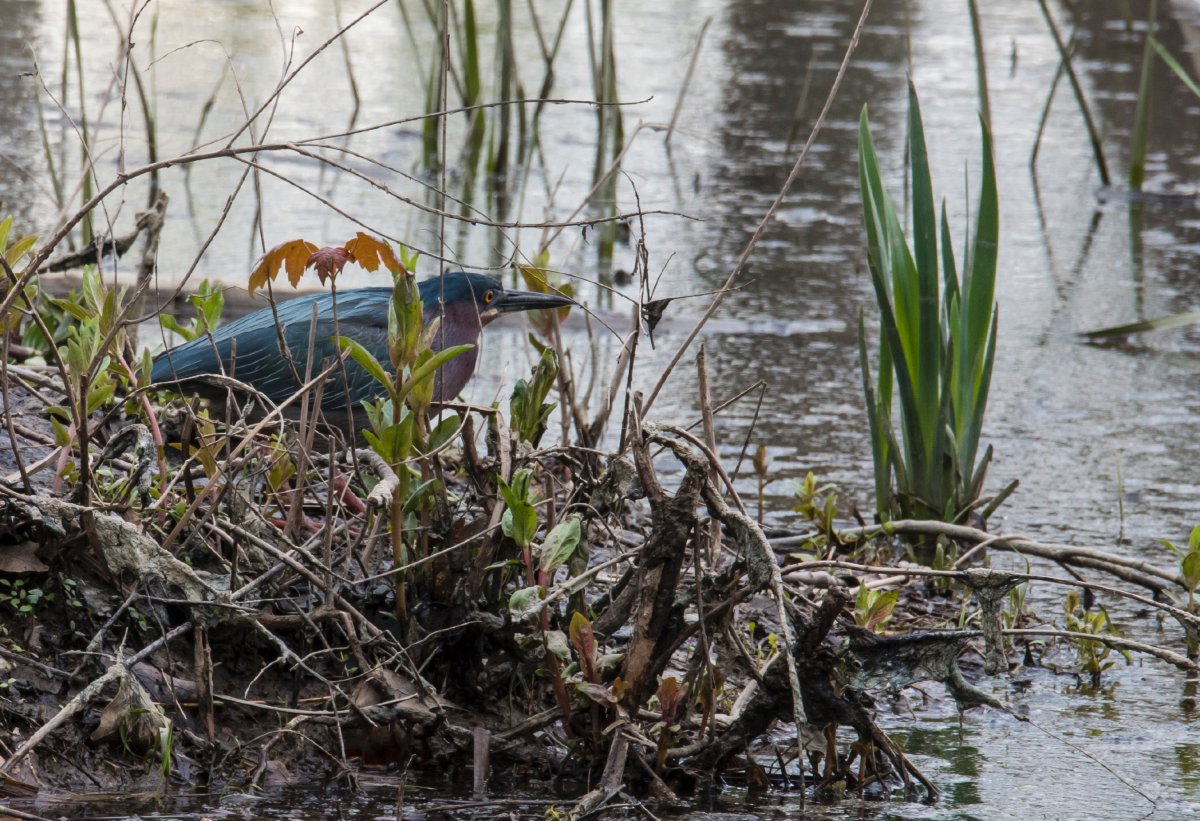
[967,0,991,131]
[960,115,998,460]
[664,17,712,145]
[858,310,890,519]
[1150,35,1200,98]
[1081,310,1200,338]
[492,0,515,187]
[858,107,927,494]
[906,83,940,479]
[527,0,576,137]
[1036,0,1110,186]
[1129,0,1157,191]
[1030,30,1073,170]
[67,0,93,244]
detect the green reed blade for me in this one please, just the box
[1151,35,1200,98]
[859,107,926,484]
[967,0,991,131]
[906,83,941,475]
[859,310,890,518]
[1129,0,1157,191]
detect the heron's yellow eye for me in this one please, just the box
[484,290,495,304]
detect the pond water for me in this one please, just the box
[3,0,1200,818]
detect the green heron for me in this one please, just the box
[151,271,573,431]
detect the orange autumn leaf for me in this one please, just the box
[307,245,352,285]
[248,239,319,295]
[345,232,404,275]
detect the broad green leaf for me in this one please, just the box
[49,298,92,323]
[508,585,544,622]
[401,478,438,517]
[538,515,582,574]
[336,336,394,396]
[427,415,463,452]
[389,271,423,368]
[398,343,474,404]
[367,415,415,464]
[158,315,194,342]
[87,380,116,414]
[500,504,538,550]
[544,629,571,662]
[362,396,393,436]
[191,279,224,333]
[498,470,538,549]
[4,235,36,266]
[574,681,619,705]
[866,588,899,632]
[1182,551,1200,591]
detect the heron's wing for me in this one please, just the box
[151,289,394,412]
[310,308,392,416]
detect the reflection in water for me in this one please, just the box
[1181,675,1198,719]
[1175,743,1200,795]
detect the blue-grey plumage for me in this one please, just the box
[150,271,572,431]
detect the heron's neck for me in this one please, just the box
[424,301,484,351]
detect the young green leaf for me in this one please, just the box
[539,515,582,575]
[336,336,394,396]
[508,585,544,622]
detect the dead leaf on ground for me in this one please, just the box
[0,542,49,573]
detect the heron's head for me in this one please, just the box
[430,272,574,325]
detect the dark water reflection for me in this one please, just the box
[3,0,1200,817]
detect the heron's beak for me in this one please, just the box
[492,289,575,314]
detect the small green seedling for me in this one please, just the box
[794,471,840,553]
[158,279,224,342]
[855,584,899,634]
[1063,589,1130,689]
[1162,524,1200,657]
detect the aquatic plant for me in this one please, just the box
[157,279,224,343]
[1063,589,1130,689]
[1080,35,1200,338]
[1128,0,1158,192]
[793,470,840,553]
[1033,0,1110,185]
[854,584,898,634]
[1162,525,1200,658]
[857,83,999,526]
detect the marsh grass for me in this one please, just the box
[1128,0,1158,192]
[586,0,624,275]
[1034,0,1110,186]
[1082,32,1200,338]
[857,83,999,527]
[967,0,991,132]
